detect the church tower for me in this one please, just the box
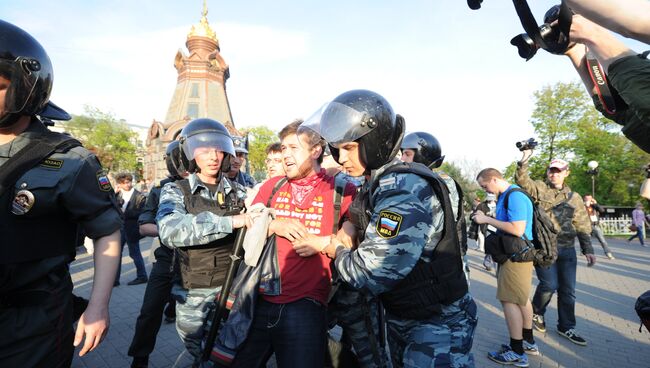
[144,0,238,183]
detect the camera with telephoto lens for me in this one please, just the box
[516,138,538,151]
[510,4,571,60]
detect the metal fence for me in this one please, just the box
[600,215,646,237]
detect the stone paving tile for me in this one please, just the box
[71,237,650,367]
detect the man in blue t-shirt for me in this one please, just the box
[474,168,537,367]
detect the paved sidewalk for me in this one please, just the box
[70,237,650,367]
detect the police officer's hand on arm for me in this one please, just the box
[74,229,121,356]
[293,221,357,257]
[292,234,331,257]
[337,221,358,249]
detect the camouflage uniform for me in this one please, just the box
[333,162,477,368]
[515,161,594,332]
[157,173,245,361]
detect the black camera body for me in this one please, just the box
[469,1,573,61]
[516,138,538,151]
[510,5,567,61]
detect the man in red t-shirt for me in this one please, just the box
[231,120,356,368]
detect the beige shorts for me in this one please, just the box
[496,260,533,306]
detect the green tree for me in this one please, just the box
[523,81,650,206]
[241,126,278,182]
[63,106,138,173]
[440,161,481,211]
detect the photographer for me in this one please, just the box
[515,148,595,346]
[583,194,615,259]
[474,168,538,366]
[564,15,650,153]
[469,195,497,271]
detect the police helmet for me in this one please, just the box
[164,140,186,179]
[178,118,235,174]
[400,131,445,169]
[0,20,70,128]
[231,136,248,154]
[318,89,404,171]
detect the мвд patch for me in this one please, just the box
[376,210,402,239]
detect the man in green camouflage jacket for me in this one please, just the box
[515,152,596,347]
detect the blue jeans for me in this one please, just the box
[231,298,327,368]
[628,226,645,245]
[532,246,577,331]
[115,229,147,282]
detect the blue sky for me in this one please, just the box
[2,0,646,171]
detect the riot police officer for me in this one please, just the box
[0,20,122,366]
[400,131,470,285]
[315,90,478,368]
[227,136,256,188]
[156,118,252,365]
[128,140,186,368]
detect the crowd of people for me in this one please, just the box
[1,0,648,367]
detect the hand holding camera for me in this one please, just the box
[516,138,537,163]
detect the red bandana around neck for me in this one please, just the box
[289,169,326,208]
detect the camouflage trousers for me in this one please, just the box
[171,283,221,362]
[329,284,391,368]
[387,294,477,368]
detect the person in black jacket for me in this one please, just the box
[115,172,148,286]
[583,194,615,259]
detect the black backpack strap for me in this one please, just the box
[0,130,81,197]
[502,187,536,244]
[331,175,345,234]
[266,177,288,208]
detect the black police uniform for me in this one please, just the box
[0,119,122,367]
[127,178,179,364]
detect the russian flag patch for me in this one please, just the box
[376,210,403,239]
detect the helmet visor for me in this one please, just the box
[0,57,40,115]
[400,133,421,150]
[302,102,374,147]
[182,131,236,161]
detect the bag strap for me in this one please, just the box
[0,130,80,197]
[266,177,288,208]
[331,175,345,234]
[502,187,535,246]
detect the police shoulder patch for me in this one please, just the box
[96,170,112,192]
[376,210,403,239]
[40,158,64,169]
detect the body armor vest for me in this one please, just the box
[351,162,468,319]
[175,178,243,289]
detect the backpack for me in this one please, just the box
[503,188,559,268]
[635,290,650,333]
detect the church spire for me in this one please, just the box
[188,0,218,44]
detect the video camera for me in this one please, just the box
[468,1,573,61]
[516,138,538,151]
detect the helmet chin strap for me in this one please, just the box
[0,112,22,129]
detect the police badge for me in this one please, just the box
[12,189,35,215]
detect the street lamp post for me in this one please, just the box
[587,160,599,197]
